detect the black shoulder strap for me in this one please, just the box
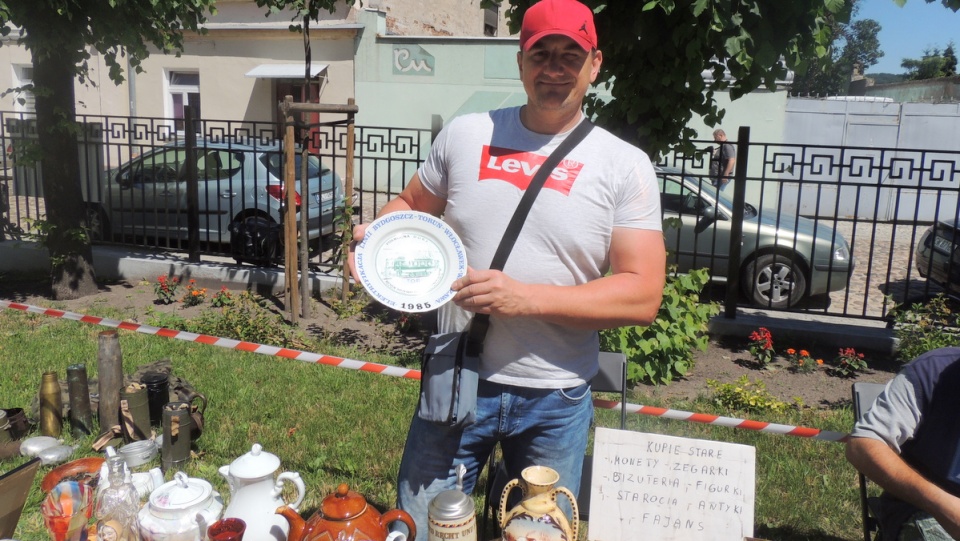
[465,119,595,355]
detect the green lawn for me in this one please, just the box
[0,300,868,541]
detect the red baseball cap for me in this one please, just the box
[519,0,597,52]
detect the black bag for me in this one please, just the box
[416,120,595,429]
[418,332,480,428]
[228,218,281,266]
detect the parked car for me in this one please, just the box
[84,138,345,254]
[915,220,960,296]
[656,166,854,308]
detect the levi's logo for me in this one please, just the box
[479,145,584,195]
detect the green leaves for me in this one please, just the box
[600,267,719,386]
[556,0,849,158]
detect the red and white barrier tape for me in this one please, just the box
[1,299,849,442]
[0,299,420,380]
[594,399,849,442]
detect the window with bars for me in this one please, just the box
[168,71,201,133]
[12,65,35,113]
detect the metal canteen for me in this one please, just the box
[219,443,305,541]
[277,483,417,541]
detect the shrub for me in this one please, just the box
[600,268,720,385]
[891,294,960,362]
[328,285,370,319]
[707,376,794,413]
[211,287,235,307]
[828,347,867,377]
[748,327,775,368]
[785,348,821,373]
[164,291,310,350]
[181,279,207,307]
[154,275,180,305]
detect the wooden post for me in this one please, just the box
[185,106,200,263]
[300,146,310,319]
[97,330,124,435]
[282,96,300,324]
[343,98,356,303]
[279,100,360,311]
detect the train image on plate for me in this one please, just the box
[385,256,440,278]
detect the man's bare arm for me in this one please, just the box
[846,436,960,538]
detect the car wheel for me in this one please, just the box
[742,253,807,309]
[85,205,110,242]
[232,215,280,267]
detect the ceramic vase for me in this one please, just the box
[498,465,578,541]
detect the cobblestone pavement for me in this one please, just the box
[829,221,943,320]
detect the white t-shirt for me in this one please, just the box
[418,107,662,388]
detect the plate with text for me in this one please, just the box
[355,211,467,313]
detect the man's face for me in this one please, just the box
[517,35,602,114]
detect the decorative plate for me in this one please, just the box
[355,211,467,313]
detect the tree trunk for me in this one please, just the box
[32,42,99,299]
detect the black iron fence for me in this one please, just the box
[658,131,960,321]
[0,111,432,265]
[3,112,958,322]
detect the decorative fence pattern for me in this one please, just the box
[2,111,959,322]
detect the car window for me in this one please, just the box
[197,150,244,180]
[657,175,703,214]
[260,151,330,179]
[119,148,186,184]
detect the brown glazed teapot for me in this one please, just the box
[277,483,417,541]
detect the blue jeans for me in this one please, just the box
[396,378,594,541]
[898,512,955,540]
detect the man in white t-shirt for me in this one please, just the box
[349,1,666,538]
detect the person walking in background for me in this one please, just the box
[348,0,666,539]
[846,347,960,540]
[710,128,736,190]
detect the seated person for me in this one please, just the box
[846,347,960,540]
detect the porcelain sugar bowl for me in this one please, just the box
[138,471,224,541]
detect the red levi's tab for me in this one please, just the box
[479,145,583,196]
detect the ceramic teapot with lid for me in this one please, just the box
[138,471,224,541]
[277,483,417,541]
[219,443,306,541]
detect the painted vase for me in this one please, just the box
[498,465,578,541]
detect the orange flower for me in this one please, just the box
[800,350,810,357]
[816,359,824,365]
[786,348,796,355]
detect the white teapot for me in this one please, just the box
[139,471,224,541]
[219,443,305,541]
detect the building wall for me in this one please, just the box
[354,9,789,143]
[777,98,960,221]
[369,0,511,37]
[128,29,357,124]
[866,75,960,104]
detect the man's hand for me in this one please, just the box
[347,222,368,284]
[847,437,960,538]
[451,267,531,318]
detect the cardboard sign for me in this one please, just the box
[588,428,756,541]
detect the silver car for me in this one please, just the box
[657,166,853,308]
[915,219,960,296]
[85,139,344,251]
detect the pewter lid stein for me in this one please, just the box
[428,464,474,520]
